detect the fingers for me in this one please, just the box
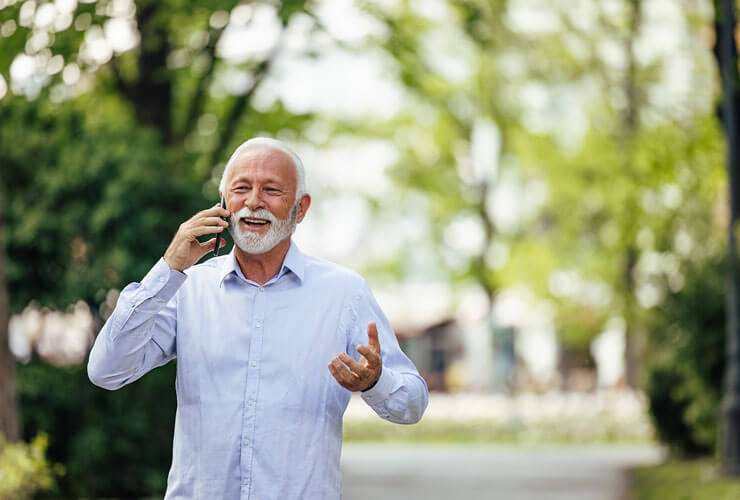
[179,214,228,239]
[198,204,231,219]
[190,225,226,237]
[199,216,230,227]
[328,358,359,388]
[183,215,228,238]
[165,205,231,272]
[338,352,366,374]
[326,322,383,391]
[357,344,381,368]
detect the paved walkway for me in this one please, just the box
[341,443,663,500]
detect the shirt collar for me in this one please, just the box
[219,239,306,287]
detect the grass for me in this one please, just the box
[631,460,740,500]
[343,417,653,445]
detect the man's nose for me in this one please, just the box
[245,189,265,210]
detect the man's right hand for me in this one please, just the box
[163,204,231,272]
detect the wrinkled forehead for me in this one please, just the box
[226,147,297,189]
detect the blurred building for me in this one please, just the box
[396,318,463,392]
[379,284,625,394]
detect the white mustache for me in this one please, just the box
[231,207,282,225]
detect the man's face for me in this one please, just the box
[224,148,307,254]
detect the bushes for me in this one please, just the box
[646,364,713,455]
[17,361,177,498]
[645,257,725,456]
[1,94,201,498]
[0,433,62,499]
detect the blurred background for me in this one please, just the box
[0,0,735,498]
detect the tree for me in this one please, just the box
[713,0,740,475]
[0,0,326,495]
[358,0,722,389]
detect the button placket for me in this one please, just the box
[240,286,266,499]
[239,288,259,497]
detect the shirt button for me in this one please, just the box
[251,361,257,368]
[258,287,264,293]
[255,321,262,328]
[159,277,165,283]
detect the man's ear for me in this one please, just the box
[296,193,311,223]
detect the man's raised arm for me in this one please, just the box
[331,281,429,424]
[87,204,230,390]
[87,260,183,390]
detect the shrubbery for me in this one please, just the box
[645,257,725,456]
[1,92,200,499]
[0,433,62,499]
[17,361,177,498]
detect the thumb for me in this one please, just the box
[199,237,225,254]
[367,321,380,350]
[202,237,227,246]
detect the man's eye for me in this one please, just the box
[265,188,281,194]
[233,187,248,193]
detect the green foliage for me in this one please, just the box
[514,116,724,348]
[2,1,320,496]
[0,56,206,500]
[631,460,740,500]
[0,96,201,499]
[646,365,712,456]
[0,433,62,500]
[645,257,725,456]
[17,361,177,498]
[0,97,206,311]
[0,0,730,495]
[356,0,725,365]
[0,1,326,498]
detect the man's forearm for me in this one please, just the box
[87,258,183,390]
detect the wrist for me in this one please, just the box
[163,255,186,272]
[361,368,381,392]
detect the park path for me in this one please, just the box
[341,443,663,500]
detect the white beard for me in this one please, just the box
[227,203,298,255]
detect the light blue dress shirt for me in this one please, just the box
[87,240,429,499]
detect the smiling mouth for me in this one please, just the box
[240,217,271,230]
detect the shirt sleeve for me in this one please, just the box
[345,280,429,424]
[87,258,186,391]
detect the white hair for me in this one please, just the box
[218,137,306,199]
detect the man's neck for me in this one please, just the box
[234,238,291,286]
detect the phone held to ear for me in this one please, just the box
[214,196,227,257]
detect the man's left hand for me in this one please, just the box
[328,321,382,392]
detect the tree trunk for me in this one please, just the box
[133,1,173,143]
[0,195,20,442]
[621,0,643,388]
[622,246,641,388]
[713,0,740,476]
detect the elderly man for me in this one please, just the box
[87,137,429,499]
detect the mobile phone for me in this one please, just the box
[213,196,227,256]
